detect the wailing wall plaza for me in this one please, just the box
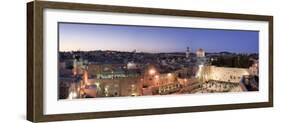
[199,65,250,83]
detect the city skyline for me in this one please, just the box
[59,22,259,53]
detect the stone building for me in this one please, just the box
[196,48,205,58]
[198,65,250,83]
[86,77,142,97]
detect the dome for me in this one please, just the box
[197,48,204,52]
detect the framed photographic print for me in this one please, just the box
[27,1,273,122]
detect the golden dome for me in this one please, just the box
[197,48,204,52]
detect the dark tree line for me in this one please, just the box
[211,55,254,68]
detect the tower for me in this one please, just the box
[186,47,190,58]
[196,48,206,65]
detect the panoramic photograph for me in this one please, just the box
[58,22,259,99]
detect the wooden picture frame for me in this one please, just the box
[27,1,273,122]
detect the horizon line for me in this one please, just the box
[59,49,259,54]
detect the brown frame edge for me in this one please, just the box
[27,1,273,122]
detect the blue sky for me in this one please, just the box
[59,22,259,53]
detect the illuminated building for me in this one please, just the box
[197,65,250,83]
[196,48,205,58]
[127,62,137,69]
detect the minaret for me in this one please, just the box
[186,47,190,58]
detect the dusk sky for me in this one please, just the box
[59,22,259,53]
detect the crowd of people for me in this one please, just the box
[198,80,242,93]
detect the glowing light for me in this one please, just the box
[167,73,172,77]
[149,69,156,75]
[127,62,137,69]
[104,87,109,91]
[68,91,78,99]
[196,65,204,78]
[95,82,100,87]
[154,75,159,79]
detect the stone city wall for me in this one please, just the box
[201,66,249,83]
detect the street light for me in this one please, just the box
[167,73,172,77]
[154,75,160,86]
[149,69,156,75]
[154,75,159,79]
